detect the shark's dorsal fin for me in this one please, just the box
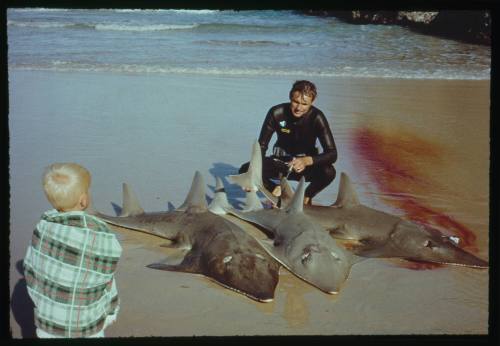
[243,190,263,212]
[208,176,231,215]
[333,172,360,208]
[285,177,305,214]
[279,177,294,205]
[121,183,145,216]
[177,171,208,213]
[229,140,263,191]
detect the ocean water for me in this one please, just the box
[7,8,491,80]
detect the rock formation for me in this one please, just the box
[303,10,490,46]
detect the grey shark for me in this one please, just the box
[284,173,489,268]
[230,141,488,268]
[214,175,360,294]
[92,171,281,302]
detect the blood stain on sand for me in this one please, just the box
[350,126,479,270]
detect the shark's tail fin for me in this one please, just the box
[208,177,231,215]
[121,183,145,216]
[177,171,208,213]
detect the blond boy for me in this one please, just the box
[23,163,122,338]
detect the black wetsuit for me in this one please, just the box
[239,102,337,199]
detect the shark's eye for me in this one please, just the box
[359,238,373,245]
[301,251,312,264]
[424,240,435,249]
[443,235,460,245]
[328,226,344,236]
[255,253,266,260]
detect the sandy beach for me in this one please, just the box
[9,70,489,337]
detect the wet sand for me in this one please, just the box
[8,70,489,337]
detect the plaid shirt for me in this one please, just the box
[23,209,122,337]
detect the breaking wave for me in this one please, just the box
[9,62,490,80]
[8,20,199,31]
[94,23,199,31]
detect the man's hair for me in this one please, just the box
[42,163,91,210]
[289,80,317,101]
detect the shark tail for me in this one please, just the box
[208,177,231,215]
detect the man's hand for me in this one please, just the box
[290,156,313,173]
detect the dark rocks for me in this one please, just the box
[303,10,491,46]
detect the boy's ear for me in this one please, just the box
[79,193,89,210]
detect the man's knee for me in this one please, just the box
[318,164,336,183]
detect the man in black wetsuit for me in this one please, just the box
[239,80,337,205]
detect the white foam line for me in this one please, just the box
[8,64,490,81]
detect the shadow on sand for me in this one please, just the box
[104,162,263,214]
[208,162,264,210]
[11,260,36,338]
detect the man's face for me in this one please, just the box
[290,91,314,118]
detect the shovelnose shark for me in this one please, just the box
[91,171,281,302]
[230,141,488,269]
[213,175,361,295]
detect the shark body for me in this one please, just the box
[214,176,360,294]
[92,171,280,302]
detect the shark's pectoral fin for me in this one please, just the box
[159,240,193,254]
[147,251,200,274]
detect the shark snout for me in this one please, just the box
[291,244,350,294]
[392,221,488,268]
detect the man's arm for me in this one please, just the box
[257,108,277,157]
[311,112,337,166]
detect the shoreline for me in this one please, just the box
[7,67,491,82]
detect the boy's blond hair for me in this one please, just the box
[42,163,91,211]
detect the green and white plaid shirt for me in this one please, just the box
[23,209,122,337]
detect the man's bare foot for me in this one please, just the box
[272,186,281,197]
[303,197,312,205]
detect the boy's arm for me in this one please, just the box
[107,277,120,316]
[86,214,122,317]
